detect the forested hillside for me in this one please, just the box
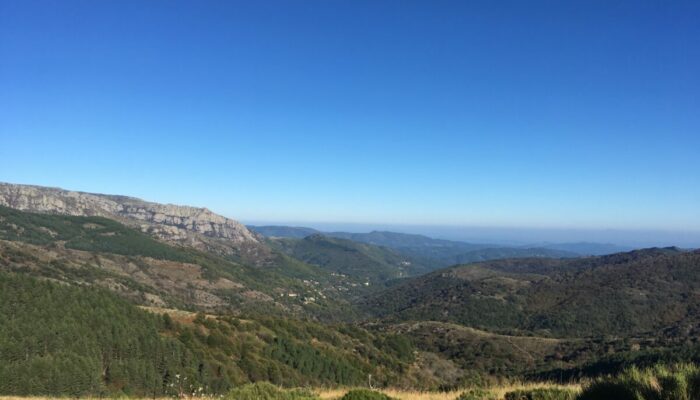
[0,272,192,396]
[449,247,578,265]
[268,234,430,285]
[253,227,582,268]
[0,206,359,319]
[0,271,424,396]
[2,202,700,395]
[363,248,700,338]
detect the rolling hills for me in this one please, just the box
[251,226,581,268]
[329,231,579,267]
[2,182,700,395]
[363,248,700,338]
[537,242,633,256]
[268,234,431,286]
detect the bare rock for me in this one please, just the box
[0,182,259,249]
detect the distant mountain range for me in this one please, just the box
[248,225,630,268]
[532,241,634,256]
[249,225,323,239]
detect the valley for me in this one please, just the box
[0,183,699,398]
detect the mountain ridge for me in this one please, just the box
[251,226,582,268]
[0,182,265,260]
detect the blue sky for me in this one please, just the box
[1,1,699,243]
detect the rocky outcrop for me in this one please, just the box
[0,183,259,248]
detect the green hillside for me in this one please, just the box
[0,204,194,260]
[0,272,193,396]
[253,227,583,270]
[0,206,356,319]
[451,247,578,264]
[363,248,700,338]
[8,268,692,397]
[0,271,423,396]
[269,234,431,285]
[3,205,700,395]
[299,230,578,268]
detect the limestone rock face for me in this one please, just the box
[0,183,259,247]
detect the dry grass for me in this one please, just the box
[0,383,582,400]
[316,382,581,400]
[486,382,581,399]
[317,388,463,400]
[1,397,146,400]
[0,395,209,400]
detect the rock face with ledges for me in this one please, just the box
[0,182,259,249]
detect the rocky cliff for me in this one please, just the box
[0,183,260,252]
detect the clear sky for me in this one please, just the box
[1,1,699,242]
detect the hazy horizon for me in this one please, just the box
[243,219,700,249]
[2,179,698,248]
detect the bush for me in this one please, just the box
[457,388,496,400]
[578,364,700,400]
[504,387,576,400]
[340,389,394,400]
[226,382,318,400]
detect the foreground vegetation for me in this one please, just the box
[1,365,699,399]
[0,271,420,396]
[579,364,700,400]
[188,367,700,399]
